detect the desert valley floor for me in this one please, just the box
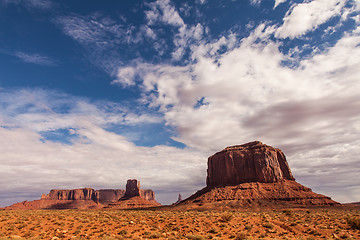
[0,206,359,240]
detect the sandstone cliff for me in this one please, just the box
[41,188,96,201]
[207,141,294,186]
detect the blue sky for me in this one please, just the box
[0,0,360,206]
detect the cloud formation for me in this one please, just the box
[274,0,287,9]
[145,0,205,60]
[275,0,346,39]
[111,4,360,203]
[14,51,56,66]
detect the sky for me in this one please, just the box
[0,0,359,207]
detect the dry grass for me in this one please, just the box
[0,207,359,239]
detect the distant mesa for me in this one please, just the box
[5,179,160,210]
[180,141,338,208]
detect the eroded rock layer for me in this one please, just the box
[207,141,294,187]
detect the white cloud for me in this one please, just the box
[172,23,204,60]
[140,25,157,39]
[274,0,287,9]
[14,51,55,66]
[250,0,262,6]
[0,88,162,132]
[145,0,204,60]
[146,0,184,27]
[275,0,346,39]
[113,66,136,87]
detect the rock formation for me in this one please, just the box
[5,179,160,210]
[207,141,294,186]
[181,141,338,208]
[173,194,183,205]
[123,179,140,199]
[94,189,126,205]
[41,188,96,201]
[107,179,160,209]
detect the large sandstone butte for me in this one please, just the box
[207,141,294,186]
[181,141,338,208]
[5,179,160,210]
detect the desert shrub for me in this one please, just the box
[244,225,252,230]
[346,216,360,230]
[220,212,233,222]
[236,232,248,240]
[149,232,162,238]
[118,229,128,236]
[208,227,217,234]
[186,235,205,240]
[263,223,274,229]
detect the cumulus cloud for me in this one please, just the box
[275,0,346,39]
[14,51,56,66]
[113,66,136,87]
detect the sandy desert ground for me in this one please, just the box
[0,207,359,240]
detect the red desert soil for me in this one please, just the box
[0,206,359,239]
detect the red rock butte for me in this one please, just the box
[207,141,294,186]
[181,141,339,207]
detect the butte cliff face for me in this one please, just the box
[181,141,338,208]
[42,188,96,201]
[207,141,294,186]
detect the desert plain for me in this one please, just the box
[0,205,360,240]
